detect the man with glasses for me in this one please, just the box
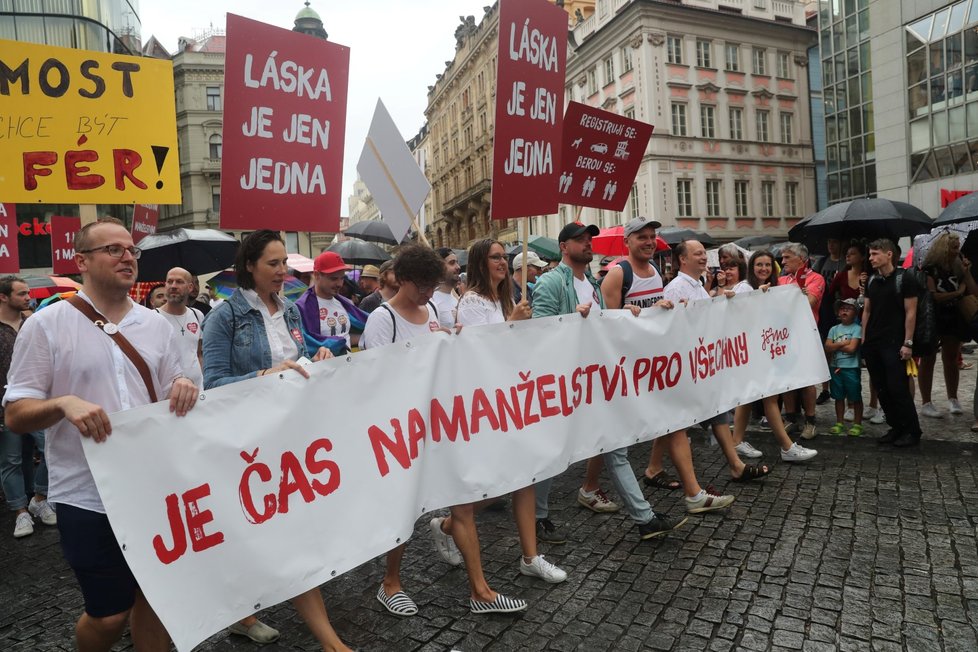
[4,218,199,652]
[531,221,688,543]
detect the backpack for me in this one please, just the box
[617,259,661,302]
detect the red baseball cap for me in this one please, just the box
[314,251,350,274]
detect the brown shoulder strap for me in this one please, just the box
[66,295,158,403]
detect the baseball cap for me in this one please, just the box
[512,250,547,271]
[361,264,380,279]
[313,251,350,274]
[623,216,662,236]
[558,221,600,243]
[835,297,859,311]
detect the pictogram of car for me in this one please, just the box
[590,143,609,154]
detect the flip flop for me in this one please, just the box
[731,464,771,483]
[642,471,682,490]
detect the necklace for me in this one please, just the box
[160,309,191,335]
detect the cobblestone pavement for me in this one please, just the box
[2,355,978,651]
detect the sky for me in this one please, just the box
[140,0,495,211]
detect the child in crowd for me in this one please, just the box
[825,298,864,436]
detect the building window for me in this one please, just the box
[205,86,221,111]
[624,106,636,120]
[667,35,683,64]
[761,181,775,217]
[604,55,615,84]
[706,180,721,217]
[777,51,792,78]
[752,48,767,75]
[786,182,798,216]
[756,109,770,142]
[700,105,716,138]
[734,181,749,217]
[587,68,598,95]
[621,47,633,73]
[725,43,740,72]
[208,135,222,160]
[780,112,794,144]
[677,180,693,217]
[211,187,221,213]
[629,184,640,218]
[729,107,744,140]
[696,39,713,68]
[671,103,688,136]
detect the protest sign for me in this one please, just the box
[558,102,654,211]
[357,99,431,244]
[0,39,180,204]
[220,14,350,232]
[0,204,20,273]
[130,204,159,245]
[490,0,567,220]
[83,287,827,651]
[49,215,80,275]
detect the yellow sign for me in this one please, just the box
[0,39,181,204]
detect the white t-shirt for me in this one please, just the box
[317,296,351,349]
[456,292,505,327]
[362,303,441,349]
[731,280,753,295]
[623,267,664,308]
[4,293,183,513]
[431,290,458,330]
[573,275,599,307]
[156,306,204,387]
[240,289,300,366]
[663,271,711,304]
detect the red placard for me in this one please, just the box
[131,204,159,245]
[490,0,567,220]
[50,215,81,275]
[941,189,974,208]
[220,14,350,232]
[0,204,20,273]
[557,102,654,211]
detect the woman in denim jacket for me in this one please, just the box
[201,230,348,651]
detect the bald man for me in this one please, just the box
[156,267,204,387]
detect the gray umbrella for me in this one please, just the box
[343,220,401,245]
[326,239,391,266]
[933,192,978,226]
[657,227,716,246]
[136,228,238,281]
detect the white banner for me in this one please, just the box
[83,287,827,651]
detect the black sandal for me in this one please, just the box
[642,471,682,490]
[731,464,771,483]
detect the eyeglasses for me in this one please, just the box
[415,283,438,294]
[78,244,142,259]
[488,254,508,261]
[720,263,738,270]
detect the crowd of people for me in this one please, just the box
[0,216,972,651]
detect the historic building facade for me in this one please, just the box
[559,0,817,241]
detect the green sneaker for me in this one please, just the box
[848,423,864,437]
[829,422,845,435]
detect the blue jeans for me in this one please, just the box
[534,446,655,525]
[1,428,47,511]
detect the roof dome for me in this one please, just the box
[295,2,321,21]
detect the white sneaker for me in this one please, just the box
[920,402,943,419]
[429,516,463,566]
[863,407,877,419]
[519,555,567,583]
[734,441,763,458]
[28,497,57,526]
[844,408,854,422]
[13,512,34,538]
[870,410,886,425]
[781,442,817,462]
[949,399,964,415]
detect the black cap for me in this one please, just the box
[558,221,600,243]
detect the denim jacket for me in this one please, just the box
[201,289,309,389]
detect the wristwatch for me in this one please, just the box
[903,340,913,347]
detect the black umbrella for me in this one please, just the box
[136,228,238,282]
[657,227,716,247]
[733,234,777,249]
[788,198,932,243]
[326,239,391,266]
[452,248,468,270]
[344,220,400,246]
[933,192,978,226]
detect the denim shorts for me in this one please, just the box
[829,368,862,403]
[56,503,138,617]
